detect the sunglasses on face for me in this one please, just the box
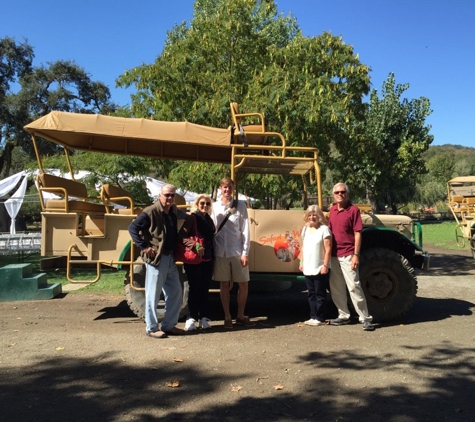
[162,193,175,198]
[199,201,211,206]
[333,190,346,195]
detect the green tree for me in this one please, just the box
[36,151,159,205]
[0,37,116,178]
[415,145,475,207]
[417,180,446,209]
[453,157,475,177]
[426,154,454,184]
[335,73,433,213]
[0,37,33,176]
[117,0,370,206]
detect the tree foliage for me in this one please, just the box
[116,0,370,206]
[333,73,433,212]
[0,37,116,178]
[414,145,475,209]
[0,37,33,176]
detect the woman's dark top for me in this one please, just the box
[193,211,215,261]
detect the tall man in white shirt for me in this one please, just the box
[213,177,254,329]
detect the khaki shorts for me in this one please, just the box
[213,256,250,283]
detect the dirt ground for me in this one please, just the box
[1,245,474,422]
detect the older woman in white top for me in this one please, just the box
[299,205,332,326]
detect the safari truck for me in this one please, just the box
[24,105,429,322]
[447,176,475,258]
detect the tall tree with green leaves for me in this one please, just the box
[117,0,370,205]
[0,37,33,176]
[0,37,116,177]
[334,73,433,213]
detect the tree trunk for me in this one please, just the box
[0,142,14,177]
[365,184,378,213]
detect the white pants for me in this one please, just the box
[330,256,372,323]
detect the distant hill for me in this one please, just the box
[431,144,474,149]
[423,144,475,162]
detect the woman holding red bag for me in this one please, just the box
[179,194,216,331]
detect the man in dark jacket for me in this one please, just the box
[128,184,186,338]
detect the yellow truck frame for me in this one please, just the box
[25,106,429,321]
[447,176,475,257]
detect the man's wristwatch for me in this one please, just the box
[354,253,360,257]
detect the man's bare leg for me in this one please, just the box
[220,281,232,322]
[236,281,249,320]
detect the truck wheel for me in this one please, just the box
[359,247,417,322]
[123,258,189,321]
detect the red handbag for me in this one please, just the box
[174,214,204,265]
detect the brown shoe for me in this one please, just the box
[163,326,185,336]
[235,316,255,327]
[146,330,167,339]
[224,319,233,329]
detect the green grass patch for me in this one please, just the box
[1,220,469,293]
[420,221,470,251]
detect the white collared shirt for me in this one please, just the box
[212,199,250,258]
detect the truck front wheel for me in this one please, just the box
[359,247,417,322]
[124,258,189,321]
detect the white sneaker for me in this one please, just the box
[185,318,197,331]
[199,317,212,330]
[304,318,325,326]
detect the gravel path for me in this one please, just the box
[0,244,474,421]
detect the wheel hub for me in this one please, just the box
[366,271,394,299]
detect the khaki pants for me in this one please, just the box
[330,255,372,323]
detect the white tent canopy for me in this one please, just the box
[0,171,28,234]
[0,171,25,197]
[145,177,198,204]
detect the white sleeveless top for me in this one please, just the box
[301,224,331,276]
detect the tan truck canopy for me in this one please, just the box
[24,111,233,164]
[448,176,475,184]
[25,111,320,180]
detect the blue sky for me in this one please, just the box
[3,0,474,148]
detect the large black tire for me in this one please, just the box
[359,247,417,322]
[124,257,189,321]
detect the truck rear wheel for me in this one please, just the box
[124,258,189,321]
[359,247,417,322]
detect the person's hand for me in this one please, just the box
[241,255,249,267]
[320,265,329,274]
[144,247,156,259]
[197,246,205,257]
[351,255,359,270]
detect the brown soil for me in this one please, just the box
[1,244,474,421]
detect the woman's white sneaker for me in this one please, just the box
[304,318,325,326]
[199,317,212,329]
[185,318,197,331]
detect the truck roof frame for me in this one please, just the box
[25,111,323,206]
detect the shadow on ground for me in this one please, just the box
[91,246,474,334]
[425,249,474,276]
[1,342,474,421]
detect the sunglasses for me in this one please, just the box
[199,201,211,206]
[162,193,176,198]
[334,190,346,195]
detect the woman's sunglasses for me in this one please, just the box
[199,201,211,206]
